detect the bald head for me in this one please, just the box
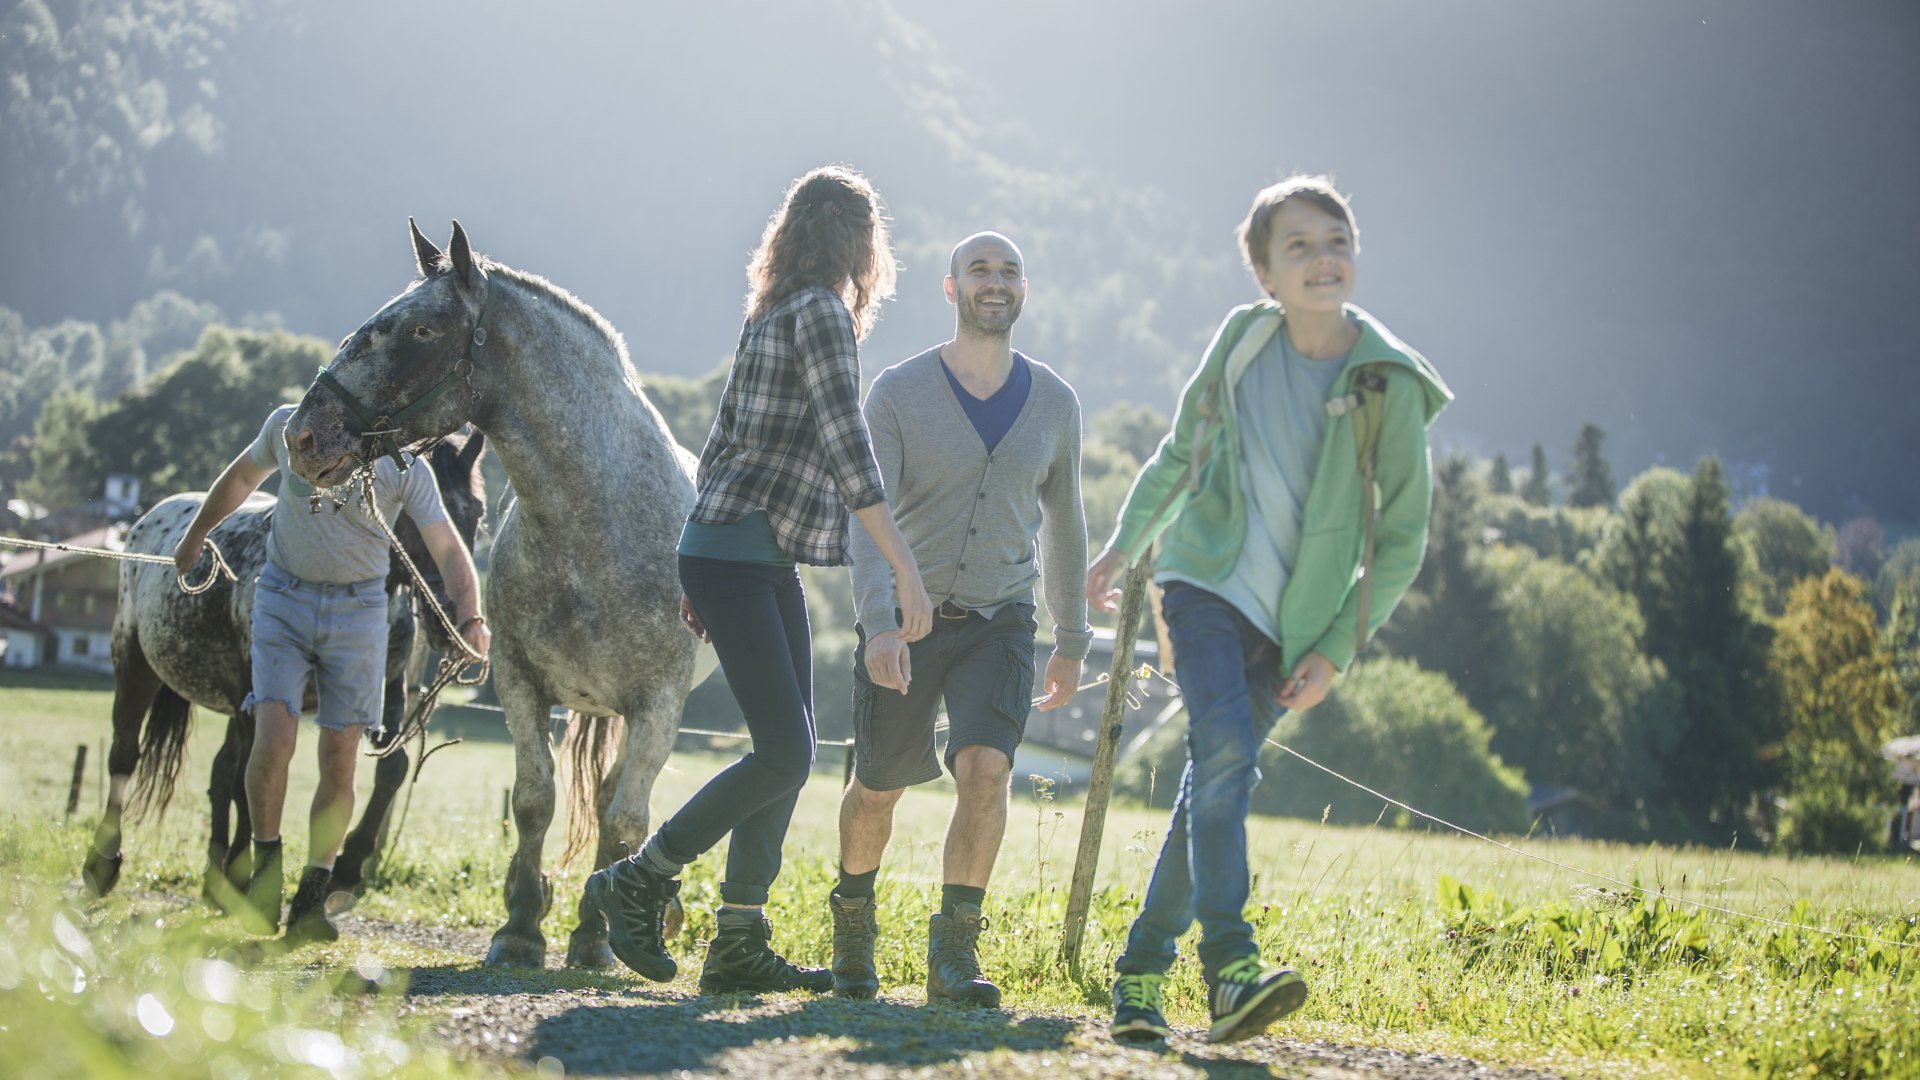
[948,232,1024,280]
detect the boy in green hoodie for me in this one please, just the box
[1087,176,1451,1044]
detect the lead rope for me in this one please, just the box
[0,534,237,595]
[350,465,487,758]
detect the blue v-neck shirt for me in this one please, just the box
[942,351,1032,453]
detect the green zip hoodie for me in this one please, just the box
[1107,301,1452,673]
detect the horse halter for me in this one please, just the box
[312,271,494,471]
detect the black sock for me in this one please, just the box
[941,884,986,916]
[834,866,878,900]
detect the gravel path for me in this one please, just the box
[340,915,1566,1080]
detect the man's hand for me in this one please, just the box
[1275,651,1336,712]
[459,615,492,661]
[1085,548,1127,614]
[1034,653,1083,711]
[895,581,934,643]
[864,630,912,694]
[679,595,708,642]
[173,533,206,578]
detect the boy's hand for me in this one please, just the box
[1275,651,1336,712]
[1085,548,1128,613]
[679,595,708,642]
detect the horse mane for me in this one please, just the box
[424,255,644,389]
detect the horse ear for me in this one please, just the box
[459,429,486,469]
[448,220,478,285]
[410,217,443,276]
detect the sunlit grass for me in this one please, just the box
[4,669,1918,1077]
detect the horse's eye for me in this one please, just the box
[413,326,435,340]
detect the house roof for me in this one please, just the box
[0,603,50,634]
[0,525,127,581]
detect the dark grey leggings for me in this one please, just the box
[656,555,816,905]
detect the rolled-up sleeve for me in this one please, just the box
[793,293,887,512]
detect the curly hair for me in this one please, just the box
[745,165,898,341]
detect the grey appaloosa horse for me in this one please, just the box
[285,220,702,969]
[82,433,488,904]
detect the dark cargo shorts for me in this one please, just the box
[851,602,1037,791]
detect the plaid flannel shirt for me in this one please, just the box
[689,286,888,566]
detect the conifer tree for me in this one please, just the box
[1521,442,1552,506]
[1488,453,1513,495]
[1567,422,1616,508]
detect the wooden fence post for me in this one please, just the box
[65,744,88,817]
[1059,559,1153,975]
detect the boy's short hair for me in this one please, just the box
[1237,176,1359,275]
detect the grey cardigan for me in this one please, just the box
[848,348,1093,660]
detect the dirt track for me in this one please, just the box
[347,915,1565,1080]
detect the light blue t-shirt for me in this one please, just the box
[1158,329,1349,642]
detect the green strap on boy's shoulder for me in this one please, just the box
[1326,362,1396,658]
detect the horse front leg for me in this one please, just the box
[485,666,558,969]
[86,634,162,896]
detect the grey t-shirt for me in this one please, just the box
[248,404,449,584]
[1159,329,1349,642]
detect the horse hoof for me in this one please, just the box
[484,933,547,969]
[665,896,685,941]
[82,850,123,896]
[565,935,615,970]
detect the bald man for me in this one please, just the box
[834,232,1092,1006]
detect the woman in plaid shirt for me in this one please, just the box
[588,166,933,993]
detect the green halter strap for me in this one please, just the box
[313,271,494,470]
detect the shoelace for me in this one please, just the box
[934,916,988,980]
[832,905,876,951]
[1214,956,1267,988]
[1116,975,1163,1010]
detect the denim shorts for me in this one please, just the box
[244,561,390,733]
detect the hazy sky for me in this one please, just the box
[5,0,1917,518]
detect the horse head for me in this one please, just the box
[288,219,492,487]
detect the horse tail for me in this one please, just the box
[558,711,624,870]
[129,686,194,821]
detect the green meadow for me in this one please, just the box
[1,668,1914,1078]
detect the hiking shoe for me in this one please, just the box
[1206,956,1308,1044]
[284,866,340,945]
[241,844,284,935]
[583,856,680,982]
[926,904,1000,1008]
[829,894,880,999]
[1110,973,1172,1044]
[699,911,833,995]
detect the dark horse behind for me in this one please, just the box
[82,431,487,906]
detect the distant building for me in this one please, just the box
[0,523,126,672]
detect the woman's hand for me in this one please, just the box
[894,572,933,643]
[1085,548,1128,614]
[679,594,709,642]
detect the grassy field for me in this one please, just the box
[1,668,1916,1078]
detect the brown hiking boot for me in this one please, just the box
[926,903,999,1008]
[829,894,880,999]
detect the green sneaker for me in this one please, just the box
[1206,956,1307,1044]
[1110,973,1171,1044]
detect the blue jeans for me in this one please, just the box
[657,555,816,906]
[1116,582,1284,976]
